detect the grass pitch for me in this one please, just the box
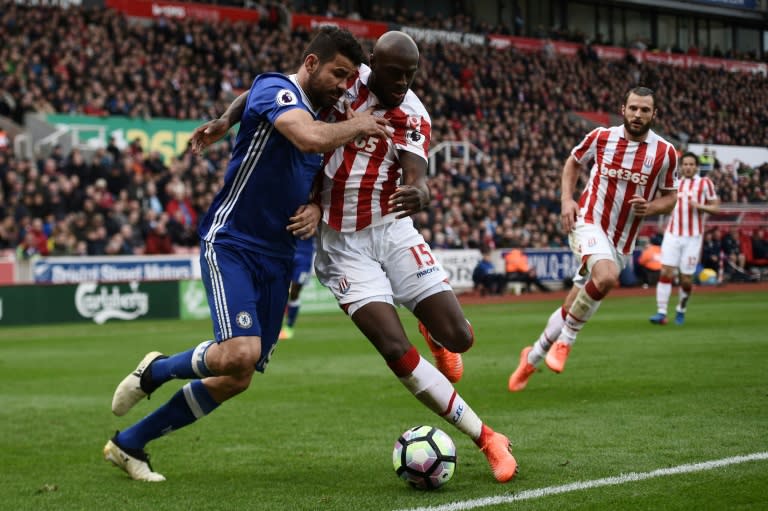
[1,291,766,511]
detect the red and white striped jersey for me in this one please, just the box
[319,64,431,232]
[666,174,718,237]
[572,126,679,254]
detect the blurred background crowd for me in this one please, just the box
[0,2,766,266]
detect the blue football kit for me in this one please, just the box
[108,72,324,466]
[198,73,321,371]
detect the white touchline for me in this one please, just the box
[393,452,768,511]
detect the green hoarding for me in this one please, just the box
[178,278,338,321]
[179,280,212,320]
[295,276,340,313]
[0,281,178,326]
[46,114,203,163]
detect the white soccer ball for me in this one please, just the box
[392,425,457,490]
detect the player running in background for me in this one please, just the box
[193,31,518,484]
[279,235,315,340]
[105,27,390,482]
[509,87,679,392]
[650,152,720,325]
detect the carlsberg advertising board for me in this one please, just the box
[0,281,178,326]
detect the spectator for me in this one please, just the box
[85,214,109,255]
[0,216,19,249]
[16,230,44,259]
[635,237,662,287]
[749,229,768,265]
[504,248,550,293]
[165,181,197,229]
[105,233,129,256]
[47,221,76,255]
[472,247,507,295]
[24,218,49,256]
[700,230,722,273]
[698,147,715,172]
[119,221,143,255]
[144,218,174,254]
[720,226,748,280]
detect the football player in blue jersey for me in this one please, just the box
[278,236,315,340]
[104,27,391,482]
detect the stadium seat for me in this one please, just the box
[740,231,768,269]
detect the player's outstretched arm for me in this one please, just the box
[274,108,391,154]
[190,91,249,154]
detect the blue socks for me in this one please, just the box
[117,380,219,450]
[286,300,300,327]
[150,340,215,386]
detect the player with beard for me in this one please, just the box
[191,30,519,484]
[105,27,390,482]
[508,87,679,391]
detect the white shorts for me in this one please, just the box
[569,222,629,287]
[660,232,702,275]
[314,219,452,315]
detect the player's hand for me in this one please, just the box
[343,100,393,139]
[560,198,579,232]
[690,200,701,209]
[388,185,428,219]
[628,194,651,217]
[190,118,231,154]
[287,203,321,239]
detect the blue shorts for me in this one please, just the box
[291,237,315,285]
[199,241,292,372]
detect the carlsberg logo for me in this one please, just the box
[75,282,149,324]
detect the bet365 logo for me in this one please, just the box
[599,164,649,185]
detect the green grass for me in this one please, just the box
[1,291,767,511]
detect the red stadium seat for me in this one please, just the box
[740,231,768,268]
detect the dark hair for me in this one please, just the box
[681,151,698,164]
[623,86,656,109]
[302,27,365,67]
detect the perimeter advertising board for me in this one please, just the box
[0,281,178,326]
[32,255,199,284]
[179,278,337,320]
[45,114,202,163]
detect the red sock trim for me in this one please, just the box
[585,280,605,301]
[659,275,673,284]
[387,346,420,377]
[560,306,568,319]
[441,390,457,417]
[565,314,584,331]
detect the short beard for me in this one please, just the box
[624,118,651,137]
[306,69,330,109]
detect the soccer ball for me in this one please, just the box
[392,425,457,490]
[698,267,718,285]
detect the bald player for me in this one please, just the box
[315,30,518,484]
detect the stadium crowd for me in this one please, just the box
[1,3,767,268]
